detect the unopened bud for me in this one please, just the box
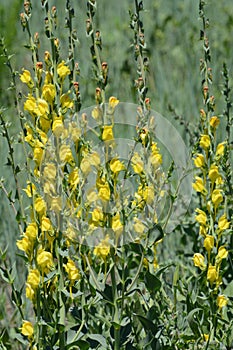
[95,87,102,104]
[24,1,31,15]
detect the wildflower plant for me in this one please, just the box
[0,0,232,349]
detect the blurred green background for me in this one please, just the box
[0,0,233,259]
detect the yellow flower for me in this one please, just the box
[16,236,32,254]
[207,265,217,284]
[98,183,111,201]
[57,60,71,79]
[43,163,56,180]
[218,214,230,232]
[37,249,53,273]
[20,69,34,88]
[102,125,114,141]
[92,207,104,225]
[199,134,211,150]
[25,222,38,241]
[208,164,220,183]
[108,96,119,109]
[112,212,123,235]
[27,269,40,289]
[133,217,145,235]
[34,196,47,215]
[203,235,214,253]
[89,152,101,167]
[36,98,49,117]
[110,158,125,173]
[210,116,220,129]
[68,168,79,190]
[21,320,34,338]
[42,83,56,104]
[216,142,226,157]
[23,182,37,197]
[192,176,207,194]
[138,185,154,205]
[149,151,162,169]
[193,253,206,270]
[193,153,205,168]
[93,235,110,259]
[195,208,207,226]
[199,225,207,237]
[211,189,223,207]
[132,152,144,174]
[217,295,228,309]
[60,93,74,110]
[59,144,73,164]
[50,196,62,212]
[80,156,91,175]
[216,246,228,263]
[91,106,102,120]
[33,146,44,165]
[64,258,80,284]
[26,283,35,300]
[41,216,52,231]
[24,94,37,115]
[52,118,64,137]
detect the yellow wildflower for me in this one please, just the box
[203,235,214,253]
[199,134,211,150]
[193,153,205,168]
[112,212,123,236]
[59,144,73,164]
[211,189,223,207]
[210,116,220,129]
[52,118,64,137]
[34,196,47,215]
[216,246,228,263]
[60,93,74,110]
[192,176,207,194]
[26,283,35,300]
[133,217,145,235]
[216,142,226,157]
[24,94,37,115]
[68,168,79,190]
[20,69,34,88]
[193,253,206,270]
[57,61,71,79]
[16,236,32,254]
[93,235,110,259]
[132,152,144,174]
[195,208,207,226]
[33,146,44,165]
[207,265,217,284]
[37,249,53,273]
[21,320,34,338]
[64,258,80,284]
[217,295,228,309]
[110,158,125,173]
[23,182,36,197]
[98,183,111,201]
[27,269,40,289]
[42,83,56,104]
[41,216,52,231]
[218,214,230,232]
[92,207,104,225]
[50,196,62,212]
[102,125,114,141]
[43,163,56,180]
[25,222,38,241]
[108,96,119,109]
[208,164,220,183]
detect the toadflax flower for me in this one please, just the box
[102,125,114,141]
[21,320,34,338]
[192,176,207,195]
[207,265,217,284]
[193,253,206,270]
[218,214,230,232]
[217,295,228,309]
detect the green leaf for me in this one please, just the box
[224,280,233,297]
[148,224,164,246]
[134,314,157,334]
[144,271,161,293]
[88,334,108,347]
[186,308,202,337]
[66,339,90,350]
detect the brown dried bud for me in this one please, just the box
[95,87,102,104]
[24,1,31,15]
[20,13,27,27]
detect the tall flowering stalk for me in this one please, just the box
[191,0,232,346]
